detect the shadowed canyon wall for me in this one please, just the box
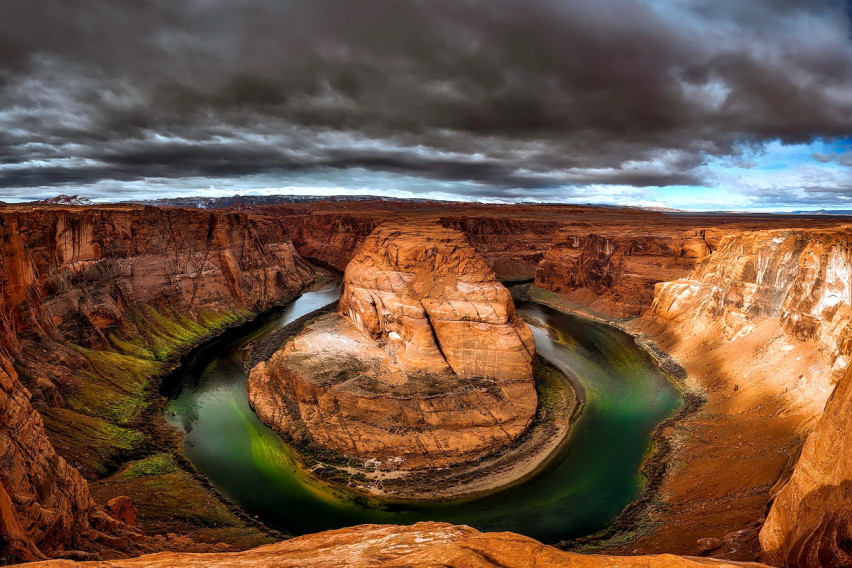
[0,205,320,562]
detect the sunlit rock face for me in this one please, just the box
[760,363,852,568]
[248,222,537,470]
[339,221,536,381]
[653,228,852,384]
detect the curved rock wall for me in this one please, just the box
[248,221,537,470]
[633,227,852,559]
[0,205,320,562]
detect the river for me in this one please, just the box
[163,282,682,543]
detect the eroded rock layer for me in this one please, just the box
[535,227,718,318]
[0,205,320,562]
[20,522,770,568]
[626,227,852,559]
[248,222,536,470]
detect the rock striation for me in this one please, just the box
[627,227,852,558]
[20,522,771,568]
[535,226,718,318]
[0,205,320,562]
[248,222,537,470]
[652,228,852,387]
[759,362,852,568]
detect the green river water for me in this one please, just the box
[163,283,682,543]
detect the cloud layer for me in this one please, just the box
[2,0,852,207]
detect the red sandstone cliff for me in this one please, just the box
[0,205,320,562]
[623,227,851,558]
[281,208,566,280]
[534,226,720,318]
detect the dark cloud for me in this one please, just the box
[1,0,851,201]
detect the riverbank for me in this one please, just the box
[87,277,337,548]
[510,284,703,553]
[244,308,583,502]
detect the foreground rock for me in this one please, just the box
[248,222,537,471]
[21,522,770,568]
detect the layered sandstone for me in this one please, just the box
[275,203,580,280]
[248,222,536,470]
[0,205,320,561]
[534,226,720,318]
[21,522,771,568]
[625,227,851,558]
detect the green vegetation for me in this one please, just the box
[91,454,275,548]
[115,452,180,481]
[59,303,255,477]
[41,407,145,478]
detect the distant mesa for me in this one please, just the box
[32,194,94,206]
[247,221,537,470]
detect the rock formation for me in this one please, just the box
[20,522,771,568]
[248,221,537,470]
[0,204,320,562]
[759,361,852,568]
[626,227,852,558]
[284,209,564,281]
[534,227,717,318]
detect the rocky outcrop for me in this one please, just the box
[248,222,537,470]
[0,205,320,561]
[624,227,852,558]
[750,229,852,567]
[535,226,719,318]
[20,522,771,568]
[759,362,852,568]
[339,222,535,380]
[653,228,852,387]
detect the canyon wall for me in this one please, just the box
[284,209,565,280]
[652,228,852,389]
[534,225,720,318]
[752,229,852,566]
[625,227,851,558]
[0,205,320,562]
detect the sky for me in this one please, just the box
[2,0,852,210]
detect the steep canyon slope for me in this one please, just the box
[0,205,320,562]
[625,228,852,560]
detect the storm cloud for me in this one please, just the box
[1,0,852,205]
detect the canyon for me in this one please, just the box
[3,200,852,568]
